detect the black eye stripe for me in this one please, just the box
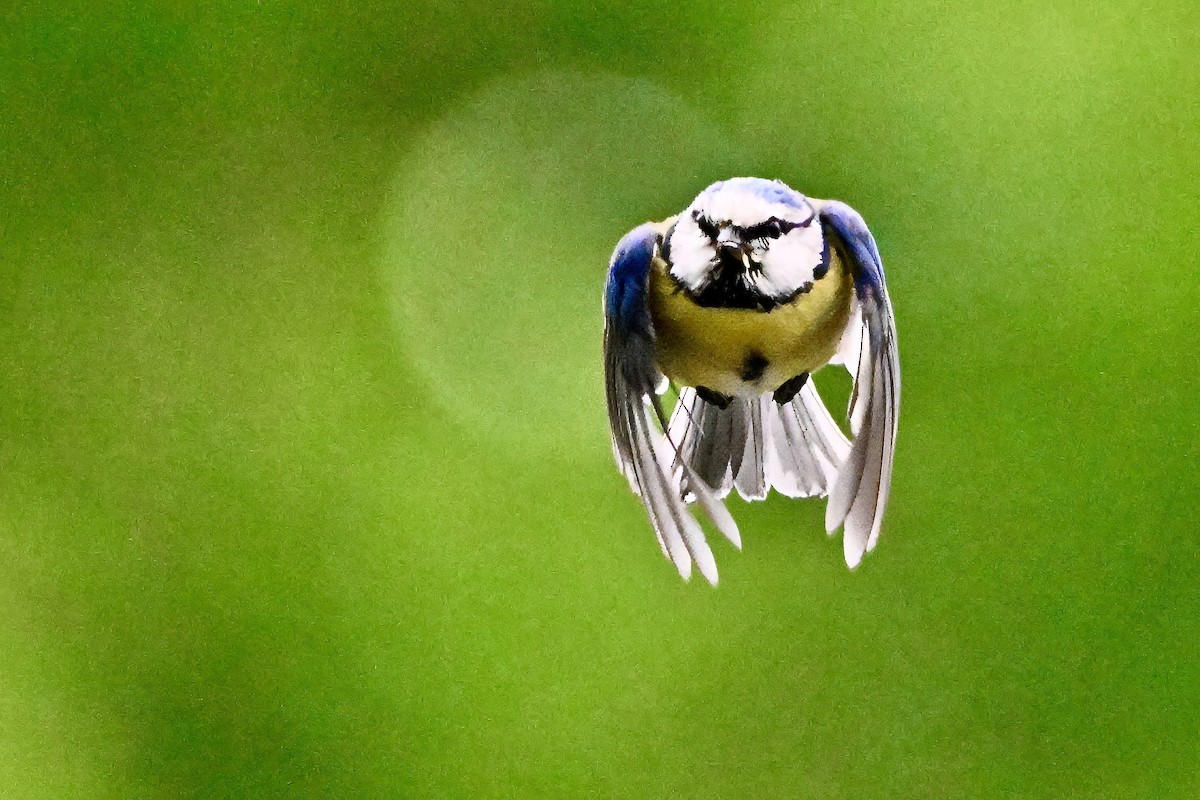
[743,220,779,240]
[692,210,813,241]
[691,210,720,238]
[742,215,810,240]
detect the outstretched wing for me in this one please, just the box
[817,201,901,568]
[604,222,741,584]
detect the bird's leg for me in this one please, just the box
[695,386,733,409]
[772,373,809,405]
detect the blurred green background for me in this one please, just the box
[3,2,1198,797]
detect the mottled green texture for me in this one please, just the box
[2,3,1198,798]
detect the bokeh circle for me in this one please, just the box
[382,70,747,451]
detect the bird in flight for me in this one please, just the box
[603,177,900,583]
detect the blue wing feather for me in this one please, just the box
[820,201,885,295]
[818,200,901,567]
[604,222,659,334]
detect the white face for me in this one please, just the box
[666,178,827,303]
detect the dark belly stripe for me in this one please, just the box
[739,352,769,383]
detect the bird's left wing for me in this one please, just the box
[817,201,901,568]
[604,222,741,584]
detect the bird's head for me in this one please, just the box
[663,177,828,310]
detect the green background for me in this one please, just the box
[3,2,1198,797]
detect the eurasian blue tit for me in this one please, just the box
[603,177,900,583]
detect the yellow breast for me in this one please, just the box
[648,249,854,396]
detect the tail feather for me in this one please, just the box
[670,380,850,503]
[733,398,769,500]
[670,389,735,498]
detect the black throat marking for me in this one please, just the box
[691,250,777,311]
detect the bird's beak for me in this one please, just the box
[714,226,757,271]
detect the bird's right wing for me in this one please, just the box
[604,223,741,584]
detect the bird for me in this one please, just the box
[603,177,900,584]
